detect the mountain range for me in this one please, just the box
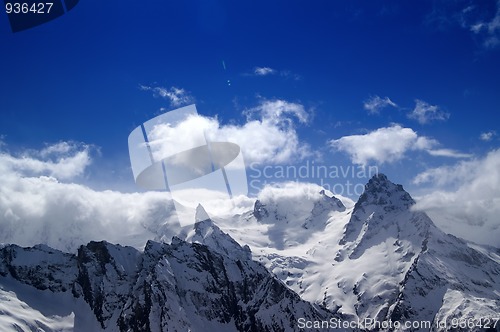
[0,174,498,331]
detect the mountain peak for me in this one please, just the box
[354,173,414,212]
[188,218,252,261]
[195,204,211,222]
[317,189,346,212]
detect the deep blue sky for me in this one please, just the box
[1,0,499,194]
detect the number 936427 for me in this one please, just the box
[6,2,53,14]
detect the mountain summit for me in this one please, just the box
[354,173,415,212]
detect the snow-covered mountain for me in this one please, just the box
[0,225,334,331]
[193,174,500,330]
[0,174,498,331]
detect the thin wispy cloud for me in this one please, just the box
[426,148,473,158]
[407,99,450,124]
[279,70,301,81]
[426,1,500,49]
[254,66,276,76]
[363,95,397,114]
[480,130,496,141]
[468,1,500,48]
[140,85,195,107]
[247,67,301,80]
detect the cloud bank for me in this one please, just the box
[0,141,92,180]
[412,149,500,247]
[0,142,180,252]
[0,141,323,253]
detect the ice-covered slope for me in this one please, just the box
[0,231,335,331]
[200,174,499,330]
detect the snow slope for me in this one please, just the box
[0,232,335,331]
[193,174,500,330]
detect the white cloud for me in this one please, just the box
[140,85,194,107]
[247,67,300,80]
[426,148,473,158]
[254,67,276,76]
[329,125,430,165]
[407,99,450,124]
[0,141,340,254]
[0,142,92,180]
[244,98,309,124]
[147,99,313,166]
[363,95,397,114]
[412,149,500,247]
[480,130,496,141]
[0,143,182,252]
[330,125,471,166]
[257,181,354,221]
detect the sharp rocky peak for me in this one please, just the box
[354,173,414,212]
[195,203,211,222]
[315,189,346,213]
[339,173,431,254]
[187,218,252,262]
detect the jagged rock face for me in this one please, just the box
[74,241,141,329]
[389,231,500,329]
[0,235,332,331]
[0,244,77,292]
[353,173,414,213]
[253,200,269,220]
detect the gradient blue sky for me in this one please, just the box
[1,0,499,193]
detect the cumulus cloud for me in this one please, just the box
[140,85,194,107]
[407,99,450,124]
[330,125,472,166]
[412,149,500,247]
[147,99,313,165]
[254,67,276,76]
[480,130,496,141]
[363,95,397,114]
[329,125,431,165]
[0,141,92,180]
